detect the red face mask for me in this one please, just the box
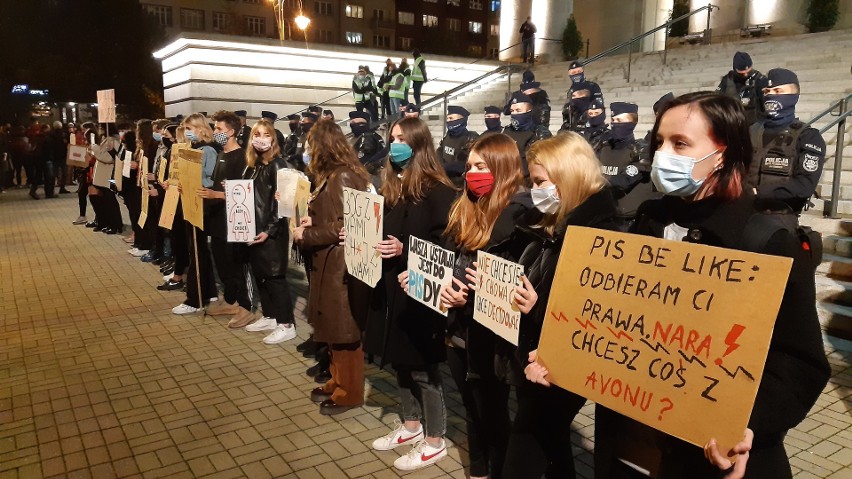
[466,171,494,197]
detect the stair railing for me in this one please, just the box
[809,93,852,218]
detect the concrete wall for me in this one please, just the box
[154,33,501,120]
[573,0,645,57]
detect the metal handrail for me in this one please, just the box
[806,92,852,131]
[810,93,852,218]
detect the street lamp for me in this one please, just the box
[294,13,310,31]
[269,0,310,41]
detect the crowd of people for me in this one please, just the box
[1,49,833,479]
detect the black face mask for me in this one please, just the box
[485,118,502,131]
[300,122,313,134]
[446,118,468,137]
[350,123,370,136]
[610,122,636,142]
[571,97,593,112]
[289,121,299,134]
[162,137,173,148]
[588,113,605,128]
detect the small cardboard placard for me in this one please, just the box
[406,236,455,316]
[178,148,204,230]
[121,150,132,178]
[66,144,89,168]
[113,156,124,192]
[288,175,311,232]
[342,186,384,287]
[473,251,524,346]
[276,169,308,219]
[158,188,180,230]
[97,89,116,123]
[225,179,256,243]
[537,226,792,458]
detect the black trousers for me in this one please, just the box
[502,376,586,479]
[90,186,122,229]
[184,223,217,308]
[258,275,294,324]
[75,170,88,217]
[123,180,141,241]
[210,236,251,310]
[135,193,158,251]
[171,199,189,276]
[446,343,510,478]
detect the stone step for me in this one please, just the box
[815,274,852,306]
[800,213,852,235]
[809,198,852,217]
[823,235,852,258]
[816,252,852,277]
[816,301,852,341]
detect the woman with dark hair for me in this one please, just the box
[438,133,530,479]
[127,119,158,257]
[118,130,137,243]
[526,92,830,479]
[364,117,457,472]
[293,119,372,415]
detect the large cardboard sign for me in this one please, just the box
[138,154,150,228]
[96,89,116,123]
[178,148,204,230]
[66,144,89,168]
[407,236,455,316]
[474,251,523,346]
[342,186,384,287]
[158,188,180,230]
[225,179,256,243]
[537,226,792,456]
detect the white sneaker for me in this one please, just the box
[371,420,424,451]
[393,439,447,471]
[245,316,278,332]
[262,324,297,344]
[129,248,149,257]
[171,303,199,315]
[72,216,87,225]
[163,273,174,281]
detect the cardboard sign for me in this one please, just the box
[97,89,116,123]
[178,148,204,230]
[225,179,256,243]
[158,188,180,230]
[138,154,149,228]
[474,251,523,346]
[407,236,455,316]
[157,152,168,184]
[66,144,88,168]
[92,160,111,188]
[537,226,792,457]
[277,168,309,219]
[114,156,123,192]
[343,186,384,287]
[288,175,311,232]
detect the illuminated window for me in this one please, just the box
[490,0,501,12]
[490,24,499,36]
[212,12,232,31]
[423,14,438,27]
[142,4,172,27]
[398,11,414,25]
[245,16,266,35]
[490,47,499,58]
[468,21,482,34]
[315,1,333,16]
[345,5,363,18]
[373,35,390,47]
[470,0,483,9]
[346,31,363,44]
[448,0,460,6]
[180,8,205,30]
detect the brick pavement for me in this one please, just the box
[0,187,850,479]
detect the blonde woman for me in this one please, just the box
[501,132,619,478]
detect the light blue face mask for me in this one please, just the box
[185,131,198,143]
[153,132,163,142]
[651,149,720,197]
[389,142,413,168]
[303,152,311,166]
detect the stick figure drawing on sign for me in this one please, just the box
[229,184,253,242]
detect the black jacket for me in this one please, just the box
[245,156,289,278]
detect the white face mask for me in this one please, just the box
[531,184,560,214]
[650,149,720,197]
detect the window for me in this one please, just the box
[468,45,483,56]
[490,24,499,36]
[345,4,363,18]
[490,0,501,12]
[245,16,266,35]
[373,35,390,48]
[180,8,204,30]
[470,0,483,9]
[489,47,499,58]
[398,11,414,25]
[424,0,438,3]
[448,0,460,6]
[373,9,385,20]
[422,14,438,27]
[399,37,413,50]
[317,29,333,42]
[468,21,482,34]
[243,0,261,3]
[315,1,333,16]
[448,18,461,31]
[346,31,363,44]
[212,12,232,31]
[142,4,172,27]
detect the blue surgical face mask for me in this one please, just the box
[389,142,413,167]
[510,111,534,131]
[185,131,198,143]
[153,132,163,142]
[651,149,720,197]
[763,93,799,128]
[302,152,311,166]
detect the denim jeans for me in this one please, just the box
[522,37,535,63]
[390,97,402,116]
[395,364,447,437]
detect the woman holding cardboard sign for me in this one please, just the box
[437,133,531,479]
[496,132,620,478]
[363,117,456,472]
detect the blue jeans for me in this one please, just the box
[390,97,402,116]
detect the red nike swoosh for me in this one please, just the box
[396,433,420,444]
[421,448,445,461]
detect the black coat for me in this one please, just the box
[364,183,458,367]
[594,189,830,479]
[245,156,289,278]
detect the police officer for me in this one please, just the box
[503,70,551,128]
[438,106,479,186]
[322,110,335,121]
[640,91,675,161]
[349,111,385,184]
[749,68,826,214]
[403,103,420,119]
[717,51,768,125]
[559,87,593,134]
[596,102,657,230]
[576,98,608,151]
[260,111,287,152]
[567,61,603,103]
[482,106,503,136]
[281,114,300,158]
[286,111,317,171]
[377,59,395,119]
[352,66,375,116]
[234,110,252,148]
[502,92,552,176]
[308,105,323,117]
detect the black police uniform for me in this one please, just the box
[354,130,385,173]
[236,124,251,148]
[502,124,551,177]
[597,132,660,229]
[749,120,826,214]
[717,70,768,125]
[438,130,479,186]
[503,82,552,128]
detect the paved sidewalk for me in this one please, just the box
[0,187,850,479]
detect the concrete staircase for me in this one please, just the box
[419,29,852,338]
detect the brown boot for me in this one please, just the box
[207,301,241,316]
[227,308,256,329]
